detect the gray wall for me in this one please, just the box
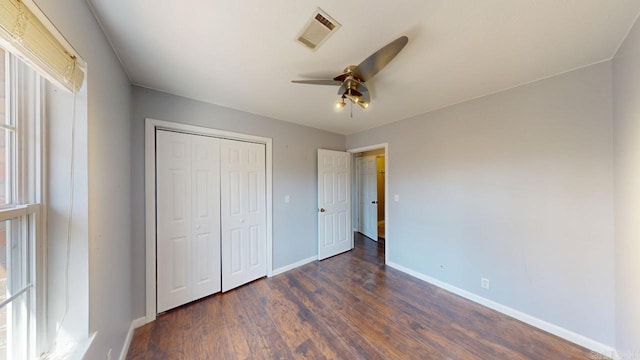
[35,0,133,358]
[347,62,615,346]
[131,86,345,317]
[613,15,640,356]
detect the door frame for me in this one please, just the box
[144,118,273,323]
[348,143,388,263]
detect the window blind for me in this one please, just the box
[0,0,84,92]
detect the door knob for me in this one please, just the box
[371,201,378,204]
[319,208,326,212]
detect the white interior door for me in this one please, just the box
[156,130,221,313]
[221,139,267,292]
[318,149,352,260]
[361,156,378,240]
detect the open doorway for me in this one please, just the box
[354,148,386,243]
[349,142,388,263]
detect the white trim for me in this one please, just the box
[145,118,274,323]
[118,317,146,360]
[386,261,617,358]
[61,332,95,360]
[36,75,48,356]
[144,120,155,323]
[348,143,389,262]
[270,256,318,277]
[0,204,29,219]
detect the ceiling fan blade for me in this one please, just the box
[354,36,408,82]
[291,80,342,86]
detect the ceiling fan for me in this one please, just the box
[292,36,409,110]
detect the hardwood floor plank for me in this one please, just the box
[233,282,296,359]
[193,297,236,360]
[258,283,339,358]
[126,323,152,359]
[304,259,513,359]
[127,233,603,359]
[219,291,258,359]
[315,254,527,359]
[275,272,388,359]
[295,265,457,359]
[327,240,590,359]
[299,259,512,359]
[257,278,359,359]
[221,290,271,359]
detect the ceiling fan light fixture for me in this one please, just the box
[344,87,363,103]
[357,100,369,109]
[336,96,346,109]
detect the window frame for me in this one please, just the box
[0,48,46,360]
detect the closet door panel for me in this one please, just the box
[190,136,221,299]
[221,139,266,292]
[157,131,193,312]
[157,131,221,312]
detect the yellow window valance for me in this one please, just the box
[0,0,84,92]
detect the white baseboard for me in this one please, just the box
[119,317,146,360]
[270,256,317,277]
[386,261,617,358]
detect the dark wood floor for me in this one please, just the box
[127,233,601,359]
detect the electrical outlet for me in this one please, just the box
[106,348,112,360]
[284,195,290,203]
[481,278,490,289]
[394,194,400,202]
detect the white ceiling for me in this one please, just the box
[87,0,640,135]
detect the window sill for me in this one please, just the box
[39,333,94,360]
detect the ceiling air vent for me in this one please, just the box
[296,8,341,51]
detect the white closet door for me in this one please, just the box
[190,135,222,299]
[220,139,267,292]
[156,130,221,313]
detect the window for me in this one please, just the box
[0,47,44,360]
